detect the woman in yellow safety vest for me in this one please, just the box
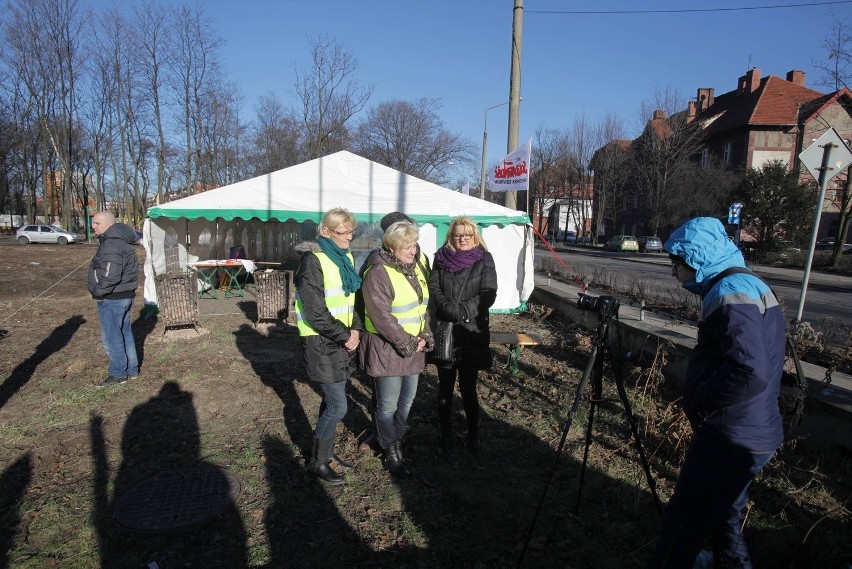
[359,221,433,477]
[294,207,363,485]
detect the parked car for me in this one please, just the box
[815,238,835,251]
[564,230,577,244]
[16,224,84,245]
[815,238,852,252]
[578,235,591,245]
[604,235,639,252]
[637,236,663,253]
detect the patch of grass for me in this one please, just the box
[2,244,851,569]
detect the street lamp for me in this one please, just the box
[479,100,511,199]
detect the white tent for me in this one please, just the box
[143,151,533,312]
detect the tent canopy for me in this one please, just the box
[143,151,533,312]
[148,151,527,226]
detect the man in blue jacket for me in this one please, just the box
[650,217,785,568]
[88,211,140,387]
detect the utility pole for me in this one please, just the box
[504,0,523,211]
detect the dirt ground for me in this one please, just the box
[0,241,849,568]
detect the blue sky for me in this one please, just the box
[187,1,850,183]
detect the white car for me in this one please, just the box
[16,224,84,245]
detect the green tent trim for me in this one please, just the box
[146,207,529,227]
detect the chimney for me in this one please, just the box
[696,87,715,111]
[738,68,761,93]
[653,109,667,120]
[687,100,697,122]
[786,69,806,86]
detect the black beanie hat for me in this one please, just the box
[380,211,414,232]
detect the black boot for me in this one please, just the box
[308,438,344,485]
[438,399,453,457]
[383,441,410,478]
[437,435,452,458]
[467,430,482,458]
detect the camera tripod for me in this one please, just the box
[517,297,662,568]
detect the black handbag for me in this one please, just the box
[428,268,471,366]
[429,320,455,365]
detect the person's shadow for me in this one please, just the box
[90,381,248,568]
[232,310,372,464]
[0,453,32,569]
[262,434,401,566]
[0,315,85,411]
[130,305,160,371]
[366,364,665,568]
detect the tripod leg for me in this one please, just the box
[515,322,604,569]
[575,342,605,514]
[610,347,663,516]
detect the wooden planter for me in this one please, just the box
[155,273,199,332]
[254,270,294,324]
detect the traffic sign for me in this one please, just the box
[728,202,743,224]
[798,127,852,183]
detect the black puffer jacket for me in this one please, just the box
[428,248,498,370]
[294,250,363,384]
[88,223,138,300]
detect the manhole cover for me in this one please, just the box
[113,465,243,533]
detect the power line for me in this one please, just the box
[527,1,852,15]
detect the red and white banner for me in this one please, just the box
[487,139,531,193]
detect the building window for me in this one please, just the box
[723,142,732,165]
[700,148,709,169]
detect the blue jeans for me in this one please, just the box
[650,432,776,569]
[373,374,419,448]
[97,298,139,379]
[314,381,348,441]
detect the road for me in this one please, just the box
[536,245,852,332]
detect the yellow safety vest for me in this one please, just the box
[364,263,428,336]
[295,251,355,337]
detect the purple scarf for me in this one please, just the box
[434,245,484,273]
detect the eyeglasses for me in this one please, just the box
[331,228,355,237]
[453,233,474,241]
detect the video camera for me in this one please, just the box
[577,293,620,318]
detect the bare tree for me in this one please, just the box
[589,113,630,243]
[198,82,244,188]
[171,4,224,195]
[294,35,372,159]
[632,95,707,235]
[354,97,474,185]
[561,113,597,237]
[247,92,302,176]
[529,125,564,236]
[133,2,171,206]
[814,16,852,266]
[667,156,740,222]
[5,0,87,229]
[814,17,851,91]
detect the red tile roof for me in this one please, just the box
[696,74,824,134]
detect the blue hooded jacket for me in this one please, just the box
[665,217,784,451]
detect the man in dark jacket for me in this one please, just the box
[88,211,139,387]
[650,217,785,568]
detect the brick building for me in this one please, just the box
[593,68,852,241]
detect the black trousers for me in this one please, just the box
[437,366,479,437]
